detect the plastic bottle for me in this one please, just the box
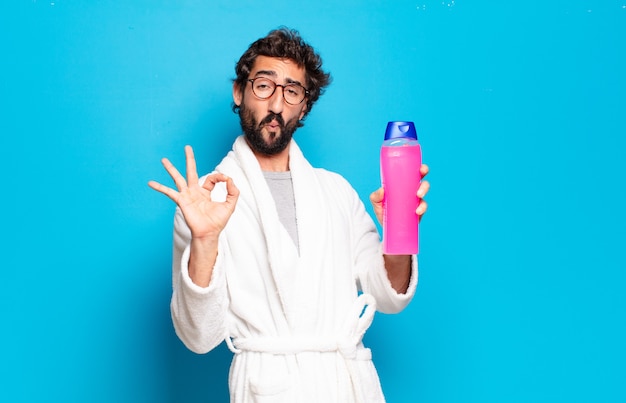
[380,121,422,255]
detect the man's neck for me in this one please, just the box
[253,146,290,172]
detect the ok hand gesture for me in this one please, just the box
[148,145,239,240]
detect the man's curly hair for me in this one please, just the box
[232,27,332,124]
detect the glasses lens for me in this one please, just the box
[251,78,275,99]
[283,84,305,104]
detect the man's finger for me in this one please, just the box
[225,176,240,204]
[202,172,230,192]
[148,180,179,203]
[416,200,428,217]
[185,145,199,186]
[370,187,384,204]
[417,180,430,199]
[161,158,187,191]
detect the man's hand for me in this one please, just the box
[148,145,240,240]
[369,164,430,226]
[370,164,430,293]
[149,145,239,287]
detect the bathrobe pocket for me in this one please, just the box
[249,373,296,403]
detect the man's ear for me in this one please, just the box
[233,82,243,107]
[299,102,308,120]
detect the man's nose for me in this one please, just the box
[268,86,285,115]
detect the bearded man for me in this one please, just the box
[149,27,430,402]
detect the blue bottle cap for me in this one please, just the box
[384,121,418,140]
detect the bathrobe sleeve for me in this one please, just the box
[342,176,419,314]
[169,206,229,354]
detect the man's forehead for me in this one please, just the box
[250,56,306,82]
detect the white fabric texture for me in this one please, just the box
[170,136,418,403]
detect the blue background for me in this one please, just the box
[1,1,625,402]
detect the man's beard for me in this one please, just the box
[239,103,300,156]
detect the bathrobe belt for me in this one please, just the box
[225,294,377,361]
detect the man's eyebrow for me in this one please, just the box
[253,70,304,87]
[253,70,277,78]
[285,77,305,87]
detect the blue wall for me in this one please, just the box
[1,1,625,402]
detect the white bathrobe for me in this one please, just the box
[170,136,418,402]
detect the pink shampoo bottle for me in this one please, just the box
[381,121,422,255]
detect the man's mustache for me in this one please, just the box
[259,113,285,128]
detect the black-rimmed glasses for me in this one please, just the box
[247,77,309,105]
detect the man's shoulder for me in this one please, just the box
[313,167,347,183]
[312,167,356,193]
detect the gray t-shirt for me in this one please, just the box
[263,171,299,250]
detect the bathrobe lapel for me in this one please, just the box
[288,141,336,332]
[217,136,333,331]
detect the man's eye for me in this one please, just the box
[286,86,302,95]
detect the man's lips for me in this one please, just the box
[264,120,282,129]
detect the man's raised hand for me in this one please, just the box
[148,145,239,240]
